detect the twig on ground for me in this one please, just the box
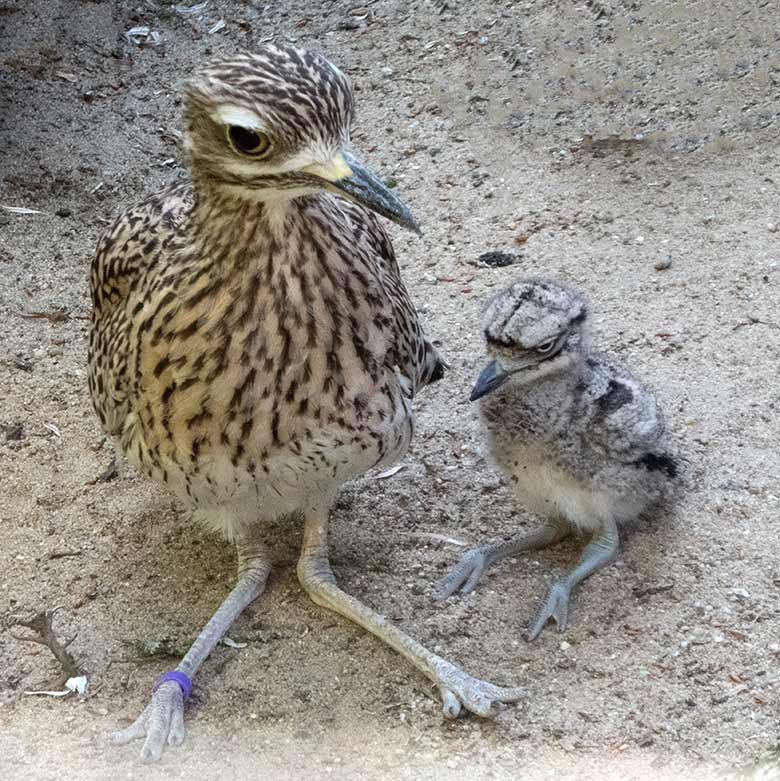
[732,316,779,331]
[11,607,82,681]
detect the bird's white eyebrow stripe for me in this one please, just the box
[213,105,265,128]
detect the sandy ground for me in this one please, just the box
[1,0,779,778]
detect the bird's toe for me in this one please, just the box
[435,660,524,719]
[167,705,186,747]
[433,548,489,601]
[110,711,148,745]
[112,681,186,762]
[440,689,462,719]
[526,579,571,640]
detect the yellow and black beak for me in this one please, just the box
[303,152,421,235]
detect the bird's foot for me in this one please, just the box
[89,457,119,484]
[111,681,185,763]
[526,579,571,641]
[434,658,525,719]
[433,546,493,601]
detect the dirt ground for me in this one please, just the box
[1,0,779,778]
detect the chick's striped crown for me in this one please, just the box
[483,279,587,352]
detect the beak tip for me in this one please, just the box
[470,360,509,402]
[335,152,421,235]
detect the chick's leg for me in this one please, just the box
[526,518,619,641]
[434,518,571,601]
[297,510,524,718]
[112,529,272,762]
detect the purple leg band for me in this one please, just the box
[153,670,192,701]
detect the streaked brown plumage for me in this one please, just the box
[88,46,520,762]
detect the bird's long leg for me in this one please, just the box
[526,518,619,641]
[433,519,571,601]
[297,510,524,718]
[112,529,272,763]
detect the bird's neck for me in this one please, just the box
[486,360,585,415]
[190,174,307,258]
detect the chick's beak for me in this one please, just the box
[302,151,421,235]
[470,360,511,401]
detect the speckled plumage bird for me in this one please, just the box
[88,46,521,762]
[435,279,679,640]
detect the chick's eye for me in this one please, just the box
[227,125,271,156]
[536,339,557,354]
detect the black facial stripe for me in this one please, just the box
[484,331,514,348]
[485,331,567,361]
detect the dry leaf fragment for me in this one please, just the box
[1,205,41,214]
[373,463,406,479]
[20,309,70,323]
[175,1,209,14]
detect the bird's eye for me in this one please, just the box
[536,339,557,354]
[226,125,271,157]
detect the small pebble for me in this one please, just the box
[559,640,571,651]
[478,250,516,268]
[655,257,672,271]
[337,18,362,30]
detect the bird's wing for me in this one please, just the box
[584,354,669,465]
[88,182,193,436]
[356,208,445,395]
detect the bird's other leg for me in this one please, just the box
[92,440,127,483]
[297,510,524,719]
[526,518,619,641]
[433,519,571,601]
[112,527,271,763]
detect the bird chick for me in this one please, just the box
[435,279,679,640]
[89,46,520,762]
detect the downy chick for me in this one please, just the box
[435,279,679,640]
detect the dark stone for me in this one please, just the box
[478,251,517,268]
[4,421,24,441]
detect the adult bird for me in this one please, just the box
[88,46,522,762]
[435,279,679,639]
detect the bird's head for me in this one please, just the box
[183,45,419,232]
[470,279,590,401]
